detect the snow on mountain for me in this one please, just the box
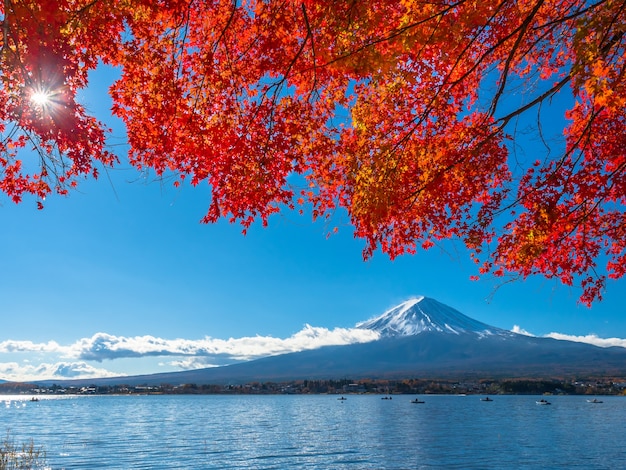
[356,296,511,338]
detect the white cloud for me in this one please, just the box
[0,361,120,383]
[164,358,221,370]
[544,332,626,349]
[511,325,534,336]
[511,325,626,349]
[0,325,380,365]
[0,340,69,354]
[69,325,380,362]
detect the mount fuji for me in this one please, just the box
[355,296,513,337]
[50,296,626,386]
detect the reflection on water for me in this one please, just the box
[0,394,623,469]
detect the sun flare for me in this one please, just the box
[30,90,52,107]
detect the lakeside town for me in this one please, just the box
[2,377,626,397]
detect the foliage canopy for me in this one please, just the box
[1,0,624,304]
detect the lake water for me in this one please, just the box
[1,394,624,469]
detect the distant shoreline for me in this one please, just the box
[2,377,625,397]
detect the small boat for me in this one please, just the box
[381,396,392,400]
[411,399,425,404]
[480,397,493,402]
[536,399,551,405]
[30,397,39,402]
[587,398,603,404]
[337,396,347,401]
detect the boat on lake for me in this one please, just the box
[411,399,425,404]
[587,398,603,404]
[480,397,493,402]
[337,396,347,401]
[536,399,551,405]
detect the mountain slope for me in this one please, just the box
[57,332,626,386]
[42,297,626,386]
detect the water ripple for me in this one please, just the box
[0,394,624,469]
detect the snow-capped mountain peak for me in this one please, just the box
[356,296,508,338]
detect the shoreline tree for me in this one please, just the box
[1,0,624,305]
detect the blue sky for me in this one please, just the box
[0,66,625,382]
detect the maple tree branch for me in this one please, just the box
[495,11,624,129]
[273,6,311,87]
[300,2,320,101]
[254,2,314,114]
[173,4,192,76]
[346,3,516,210]
[314,0,467,71]
[70,0,102,21]
[2,0,8,52]
[365,4,513,194]
[186,0,238,117]
[489,0,546,118]
[546,154,626,258]
[211,0,238,55]
[0,122,20,148]
[492,103,602,223]
[442,0,510,87]
[382,0,538,164]
[532,0,610,29]
[495,74,572,129]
